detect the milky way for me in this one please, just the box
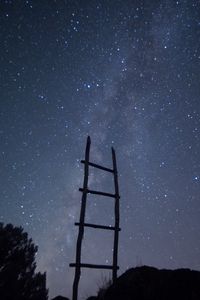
[1,1,200,299]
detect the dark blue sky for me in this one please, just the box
[1,0,200,299]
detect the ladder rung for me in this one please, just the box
[81,160,114,173]
[79,188,117,198]
[69,263,119,270]
[75,222,121,231]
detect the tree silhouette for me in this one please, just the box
[0,222,48,300]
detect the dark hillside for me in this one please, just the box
[102,266,200,300]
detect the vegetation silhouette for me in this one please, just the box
[0,222,48,300]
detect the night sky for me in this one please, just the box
[1,0,200,299]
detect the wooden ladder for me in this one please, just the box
[69,136,120,300]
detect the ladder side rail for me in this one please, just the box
[112,147,120,282]
[72,136,91,300]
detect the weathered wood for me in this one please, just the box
[112,147,120,282]
[70,263,119,270]
[81,160,114,173]
[71,136,91,300]
[75,222,121,231]
[79,188,117,198]
[70,137,120,300]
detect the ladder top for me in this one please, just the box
[87,136,91,144]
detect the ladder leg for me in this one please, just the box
[72,136,91,300]
[112,147,120,282]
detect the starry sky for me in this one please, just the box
[1,0,200,299]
